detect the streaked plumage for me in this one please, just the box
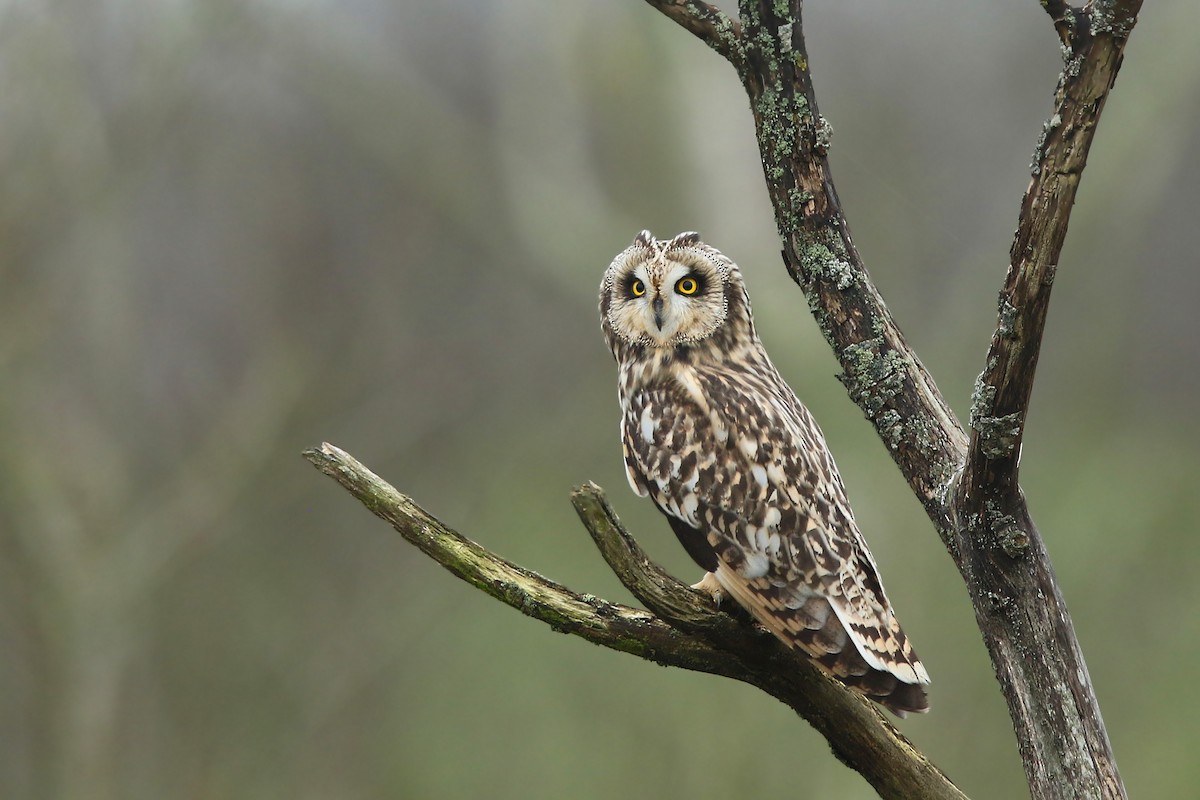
[599,230,929,715]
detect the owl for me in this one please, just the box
[599,230,930,715]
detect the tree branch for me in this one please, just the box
[303,443,967,800]
[964,0,1141,502]
[639,1,1139,797]
[1040,0,1084,49]
[640,0,743,65]
[954,3,1140,797]
[741,0,968,530]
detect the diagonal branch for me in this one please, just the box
[303,443,967,800]
[1040,0,1085,48]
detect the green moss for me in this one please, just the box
[788,188,814,208]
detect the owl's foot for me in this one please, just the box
[690,571,724,607]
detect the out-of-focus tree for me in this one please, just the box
[1,2,1198,799]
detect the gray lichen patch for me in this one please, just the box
[877,409,905,449]
[969,372,997,423]
[814,115,834,154]
[778,20,793,53]
[997,295,1018,338]
[1089,0,1136,37]
[799,238,855,290]
[986,502,1029,558]
[1030,113,1063,175]
[969,367,1022,458]
[839,338,907,417]
[973,412,1023,459]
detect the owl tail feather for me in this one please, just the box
[713,565,930,716]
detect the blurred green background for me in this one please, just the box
[2,1,1198,798]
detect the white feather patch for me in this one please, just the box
[751,464,768,488]
[639,406,655,444]
[827,600,902,678]
[742,549,769,579]
[681,494,699,524]
[739,438,758,460]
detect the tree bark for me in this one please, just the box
[303,443,967,800]
[642,1,1138,798]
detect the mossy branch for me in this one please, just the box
[645,1,1138,798]
[303,443,966,800]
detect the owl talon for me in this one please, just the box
[690,572,724,606]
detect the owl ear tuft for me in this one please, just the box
[633,230,657,248]
[668,231,702,249]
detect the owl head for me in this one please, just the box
[599,231,755,355]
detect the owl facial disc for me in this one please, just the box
[600,231,730,349]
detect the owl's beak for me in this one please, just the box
[652,296,664,330]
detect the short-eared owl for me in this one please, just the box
[599,230,929,714]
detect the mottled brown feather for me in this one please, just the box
[601,231,929,715]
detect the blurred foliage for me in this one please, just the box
[1,1,1198,798]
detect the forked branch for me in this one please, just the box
[303,443,966,800]
[646,1,1138,798]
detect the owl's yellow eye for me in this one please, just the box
[630,279,646,297]
[675,276,699,295]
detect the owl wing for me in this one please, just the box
[622,371,929,714]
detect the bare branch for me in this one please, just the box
[304,443,967,800]
[641,0,743,65]
[965,0,1142,499]
[1040,0,1083,48]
